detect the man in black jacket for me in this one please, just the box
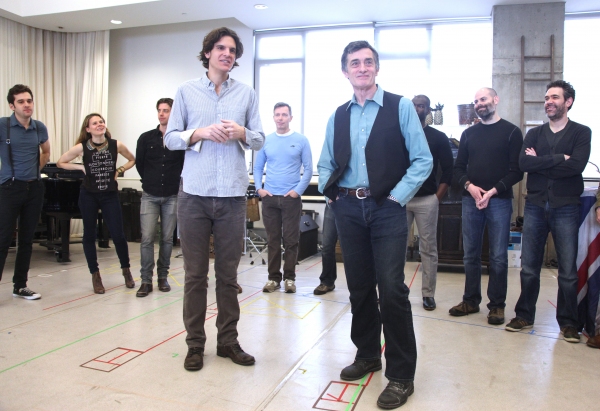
[505,80,591,343]
[135,98,184,297]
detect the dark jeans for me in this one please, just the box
[514,201,580,327]
[178,191,246,349]
[462,196,512,310]
[79,188,130,274]
[261,195,302,282]
[331,193,416,382]
[0,180,44,288]
[319,204,338,287]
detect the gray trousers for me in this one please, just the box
[406,194,439,298]
[261,195,302,282]
[178,190,246,349]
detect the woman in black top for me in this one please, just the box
[57,113,136,294]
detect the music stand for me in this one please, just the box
[244,193,266,265]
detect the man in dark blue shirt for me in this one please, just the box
[0,84,51,300]
[135,98,184,297]
[407,95,454,311]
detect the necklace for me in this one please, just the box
[86,137,109,152]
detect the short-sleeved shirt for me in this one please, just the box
[0,114,49,183]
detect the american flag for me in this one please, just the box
[577,187,600,335]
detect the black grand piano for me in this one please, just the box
[41,163,110,262]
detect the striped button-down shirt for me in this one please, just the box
[165,74,264,197]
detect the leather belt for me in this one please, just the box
[339,187,371,199]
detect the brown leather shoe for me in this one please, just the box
[216,343,255,365]
[92,271,105,294]
[184,347,204,371]
[122,268,135,288]
[586,335,600,348]
[157,278,171,292]
[136,283,152,297]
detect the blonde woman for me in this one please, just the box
[57,113,135,293]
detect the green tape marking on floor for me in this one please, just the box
[345,373,368,411]
[0,297,183,374]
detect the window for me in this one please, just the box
[254,21,492,174]
[565,17,600,179]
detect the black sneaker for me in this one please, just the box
[184,347,204,371]
[377,381,414,409]
[13,287,41,300]
[561,326,581,343]
[505,317,533,332]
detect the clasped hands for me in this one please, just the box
[192,119,245,143]
[467,184,497,210]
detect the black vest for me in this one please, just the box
[323,91,409,205]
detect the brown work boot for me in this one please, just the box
[449,301,479,317]
[487,307,505,325]
[92,271,105,294]
[586,335,600,348]
[122,267,135,288]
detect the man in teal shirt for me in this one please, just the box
[254,102,312,294]
[318,41,432,410]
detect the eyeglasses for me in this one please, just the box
[413,104,428,109]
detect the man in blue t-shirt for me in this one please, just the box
[254,102,313,294]
[0,84,51,300]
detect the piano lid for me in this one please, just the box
[41,163,85,179]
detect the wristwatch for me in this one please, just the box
[464,181,471,190]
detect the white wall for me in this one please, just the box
[107,17,254,189]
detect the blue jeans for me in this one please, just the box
[514,201,579,327]
[79,188,130,274]
[139,193,178,283]
[0,180,44,288]
[331,193,416,382]
[462,196,512,310]
[319,204,338,287]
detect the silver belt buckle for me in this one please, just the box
[356,187,368,199]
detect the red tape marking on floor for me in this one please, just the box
[43,284,126,310]
[304,259,324,270]
[408,264,420,289]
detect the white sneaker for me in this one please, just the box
[263,280,281,293]
[13,287,41,300]
[284,279,296,293]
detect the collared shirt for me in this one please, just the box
[317,86,432,206]
[164,74,264,197]
[0,114,48,183]
[135,125,185,197]
[253,130,313,196]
